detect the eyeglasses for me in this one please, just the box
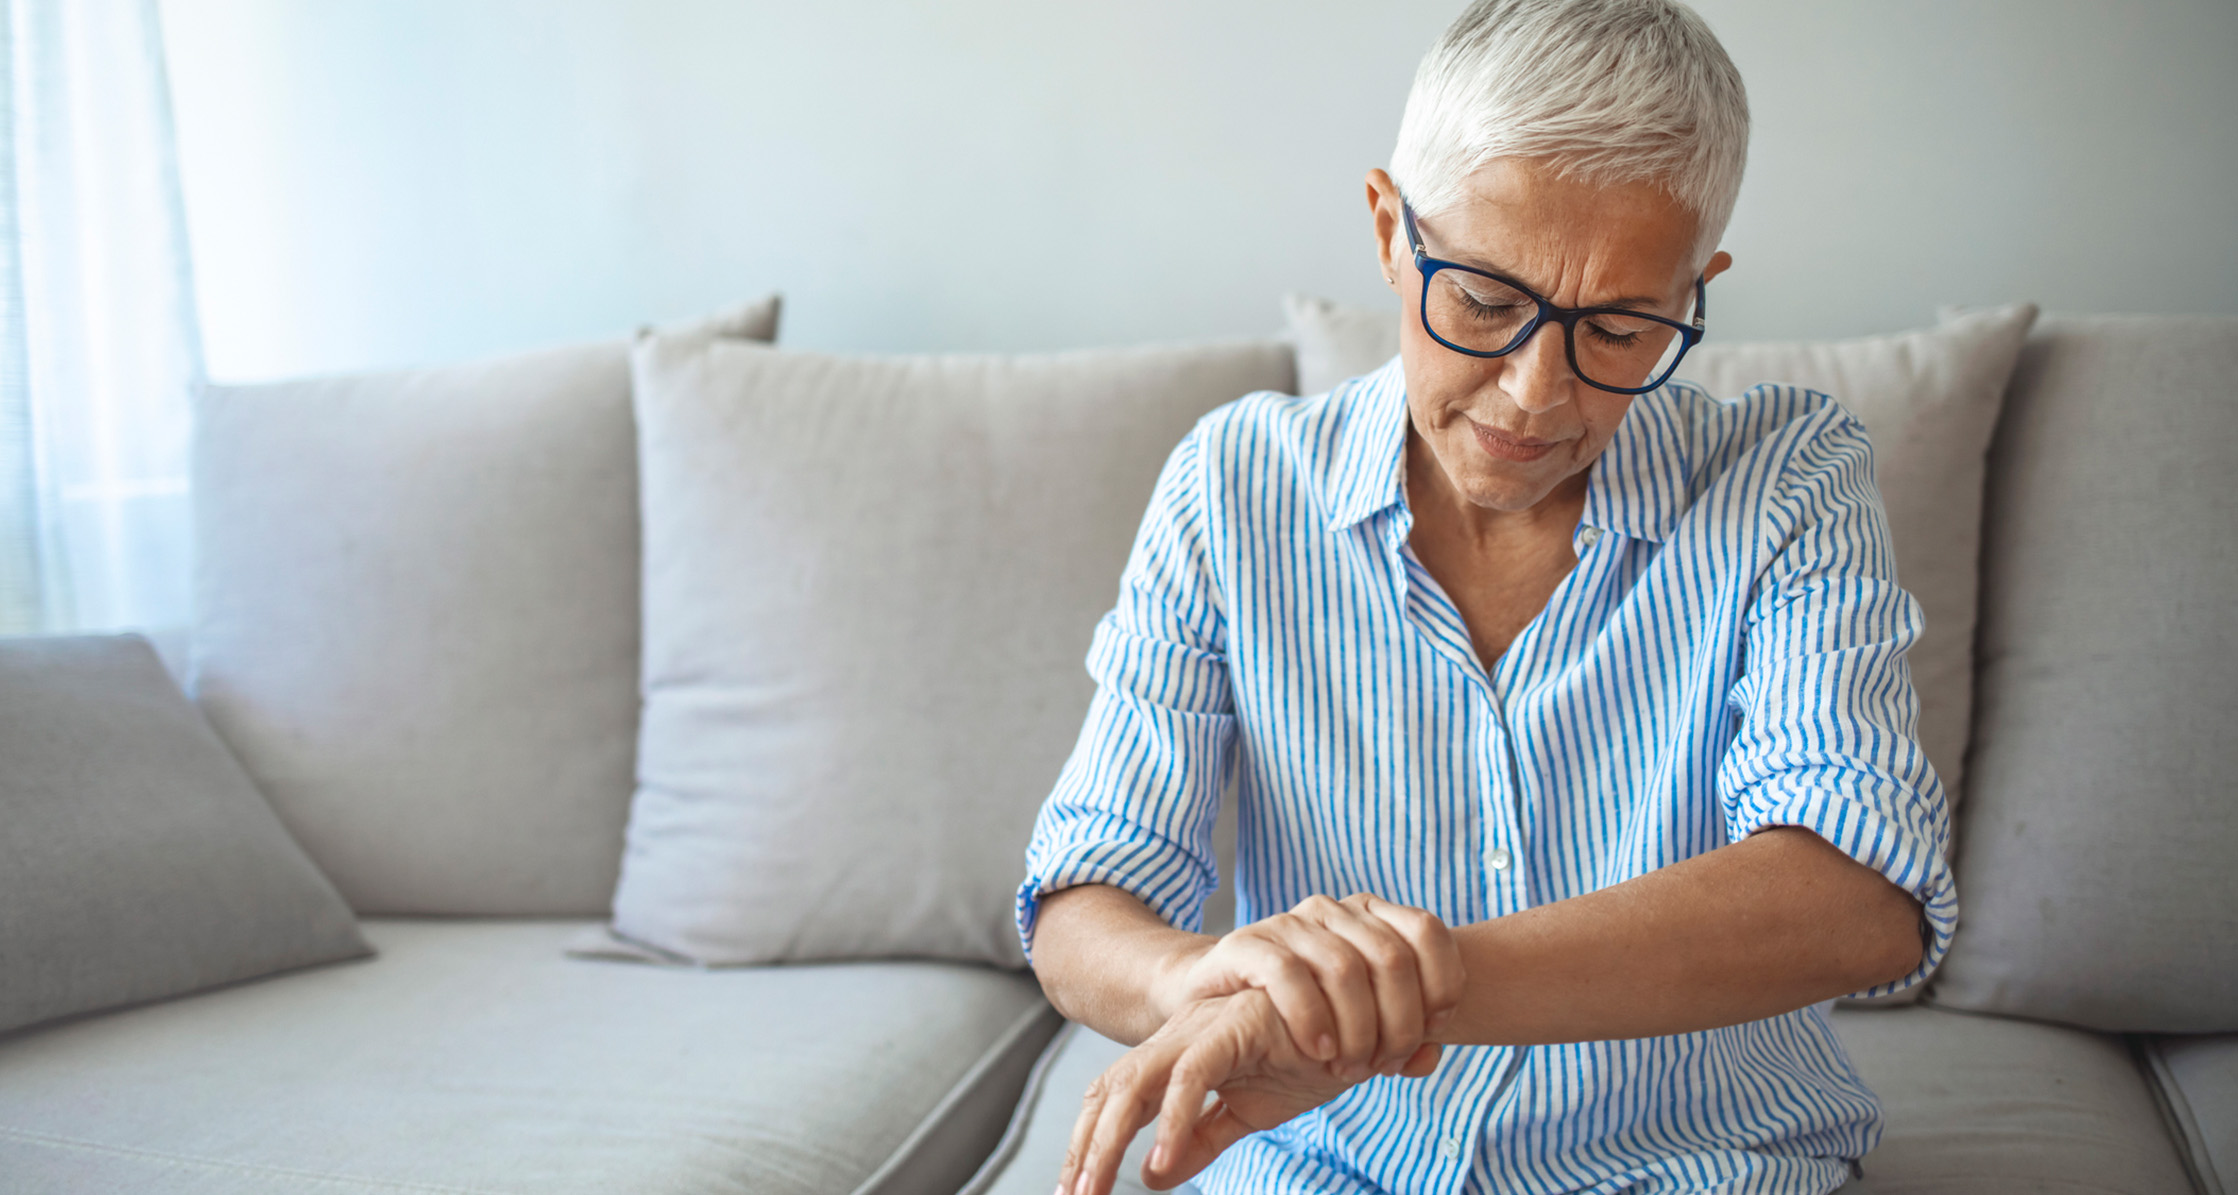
[1402,200,1706,396]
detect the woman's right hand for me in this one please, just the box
[1148,892,1466,1084]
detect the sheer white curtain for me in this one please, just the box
[0,0,201,642]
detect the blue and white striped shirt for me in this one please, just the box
[1018,356,1957,1194]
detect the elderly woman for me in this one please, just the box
[1019,1,1956,1192]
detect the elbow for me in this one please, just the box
[1847,884,1928,992]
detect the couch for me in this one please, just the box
[0,302,2229,1195]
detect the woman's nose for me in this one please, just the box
[1500,322,1576,414]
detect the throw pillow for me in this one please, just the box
[192,297,779,917]
[0,633,369,1036]
[1927,315,2238,1032]
[612,333,1296,966]
[1284,292,1402,397]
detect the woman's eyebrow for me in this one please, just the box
[1420,226,1671,311]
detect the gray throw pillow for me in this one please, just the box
[612,332,1296,966]
[1928,315,2238,1033]
[0,633,369,1036]
[192,298,779,917]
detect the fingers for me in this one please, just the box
[1148,1035,1223,1186]
[1158,1098,1261,1185]
[1358,896,1468,1037]
[1143,997,1275,1191]
[1172,893,1464,1094]
[1269,921,1382,1079]
[1316,896,1427,1074]
[1399,1041,1443,1078]
[1219,936,1340,1064]
[1063,1061,1156,1195]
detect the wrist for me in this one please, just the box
[1145,931,1219,1025]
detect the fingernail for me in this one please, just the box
[1149,1143,1168,1172]
[1316,1035,1336,1061]
[1430,1010,1453,1032]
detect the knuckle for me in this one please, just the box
[1364,937,1410,972]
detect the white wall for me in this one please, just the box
[161,0,2238,384]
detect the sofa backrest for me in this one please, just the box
[1930,314,2238,1033]
[191,300,777,916]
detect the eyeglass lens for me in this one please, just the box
[1424,268,1689,391]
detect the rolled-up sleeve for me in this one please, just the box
[1016,423,1237,963]
[1717,411,1959,1000]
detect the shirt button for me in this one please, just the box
[1440,1135,1462,1160]
[1487,847,1512,870]
[1579,526,1602,547]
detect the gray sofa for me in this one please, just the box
[0,310,2230,1194]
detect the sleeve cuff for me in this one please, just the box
[1015,835,1215,966]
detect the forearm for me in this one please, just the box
[1439,827,1925,1046]
[1031,884,1213,1045]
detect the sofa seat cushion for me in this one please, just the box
[964,1007,2196,1195]
[2142,1034,2237,1194]
[0,919,1059,1195]
[1832,1005,2193,1193]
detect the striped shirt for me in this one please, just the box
[1017,355,1958,1194]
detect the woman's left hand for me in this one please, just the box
[1057,987,1441,1195]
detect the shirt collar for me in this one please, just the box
[1323,355,1412,532]
[1321,357,1690,545]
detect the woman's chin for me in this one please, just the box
[1457,465,1566,513]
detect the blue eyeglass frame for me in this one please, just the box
[1402,200,1707,396]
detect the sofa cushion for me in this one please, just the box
[0,919,1059,1195]
[1929,315,2238,1033]
[1831,1005,2196,1193]
[0,633,369,1036]
[2142,1034,2237,1195]
[614,334,1296,967]
[191,298,778,917]
[960,1023,1164,1195]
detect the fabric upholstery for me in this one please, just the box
[0,919,1058,1195]
[962,1024,1169,1195]
[1284,292,1401,398]
[2144,1034,2237,1195]
[1832,1005,2195,1193]
[966,1007,2197,1195]
[190,298,778,916]
[614,333,1295,966]
[1930,315,2238,1033]
[0,633,368,1036]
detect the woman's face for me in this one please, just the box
[1369,159,1731,514]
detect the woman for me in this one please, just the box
[1021,2,1955,1192]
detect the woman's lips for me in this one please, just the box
[1470,419,1560,462]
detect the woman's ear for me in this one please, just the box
[1366,169,1406,294]
[1701,249,1734,285]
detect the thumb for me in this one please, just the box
[1150,1099,1260,1190]
[1398,1042,1442,1078]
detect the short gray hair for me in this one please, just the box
[1390,0,1750,263]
